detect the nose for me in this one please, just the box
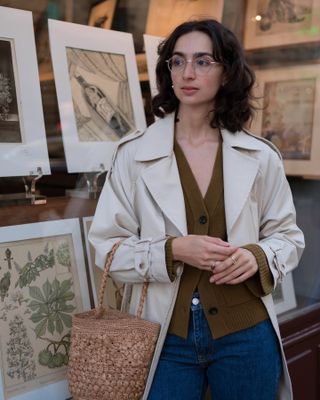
[182,60,196,79]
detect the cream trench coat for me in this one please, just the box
[89,113,304,400]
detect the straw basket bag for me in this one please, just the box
[68,241,160,400]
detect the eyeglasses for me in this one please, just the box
[166,55,220,74]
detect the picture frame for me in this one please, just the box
[0,218,90,400]
[244,0,320,50]
[82,216,123,310]
[48,19,146,173]
[0,7,50,177]
[146,0,224,37]
[143,34,164,98]
[272,273,297,315]
[251,63,320,176]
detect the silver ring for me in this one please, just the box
[230,255,237,265]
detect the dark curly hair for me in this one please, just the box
[152,19,257,133]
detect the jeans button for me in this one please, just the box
[192,298,200,305]
[209,307,218,315]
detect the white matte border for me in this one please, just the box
[48,19,146,173]
[0,7,50,177]
[143,34,164,99]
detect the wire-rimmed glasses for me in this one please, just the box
[166,54,220,74]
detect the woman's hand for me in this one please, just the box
[172,235,237,271]
[209,248,258,285]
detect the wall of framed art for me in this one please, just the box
[0,1,320,399]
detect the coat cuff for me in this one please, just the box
[242,244,274,297]
[165,237,178,282]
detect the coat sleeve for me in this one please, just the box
[256,150,305,287]
[88,147,172,284]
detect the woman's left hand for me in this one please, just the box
[209,248,258,285]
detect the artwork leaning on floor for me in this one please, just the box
[48,19,146,173]
[0,219,90,400]
[251,63,320,176]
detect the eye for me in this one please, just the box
[171,56,185,67]
[195,57,213,67]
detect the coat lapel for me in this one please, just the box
[140,157,188,236]
[222,130,260,234]
[136,114,188,236]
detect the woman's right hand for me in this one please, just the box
[171,235,237,272]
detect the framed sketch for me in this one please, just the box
[0,219,90,400]
[244,0,320,50]
[82,216,123,310]
[48,19,146,173]
[251,64,320,176]
[143,34,164,98]
[146,0,224,37]
[273,273,297,315]
[0,7,50,177]
[88,0,117,29]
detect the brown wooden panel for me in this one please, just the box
[0,197,97,227]
[281,310,320,400]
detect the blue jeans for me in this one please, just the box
[148,293,282,400]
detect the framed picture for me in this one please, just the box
[273,273,297,315]
[244,0,320,50]
[48,19,146,173]
[146,0,224,37]
[0,7,50,177]
[143,34,164,98]
[88,0,117,29]
[82,216,123,310]
[251,64,320,176]
[0,219,90,400]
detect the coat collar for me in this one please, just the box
[136,114,261,236]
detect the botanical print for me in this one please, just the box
[261,78,314,160]
[255,0,313,35]
[66,47,135,142]
[0,234,83,399]
[0,39,21,143]
[83,217,123,310]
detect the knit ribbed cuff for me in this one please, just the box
[165,237,178,282]
[242,244,274,297]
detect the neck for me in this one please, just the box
[175,105,220,142]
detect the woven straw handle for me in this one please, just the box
[95,240,149,319]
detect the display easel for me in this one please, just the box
[66,163,106,200]
[0,167,46,206]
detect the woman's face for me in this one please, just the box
[170,31,224,110]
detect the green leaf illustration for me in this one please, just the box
[15,248,55,288]
[28,278,76,337]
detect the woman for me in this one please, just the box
[89,19,304,400]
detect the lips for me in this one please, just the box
[180,86,199,95]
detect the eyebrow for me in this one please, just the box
[172,51,213,58]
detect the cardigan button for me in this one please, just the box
[199,215,208,224]
[208,307,218,315]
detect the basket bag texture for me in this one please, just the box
[68,241,160,400]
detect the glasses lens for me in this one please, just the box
[167,55,185,72]
[194,56,216,74]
